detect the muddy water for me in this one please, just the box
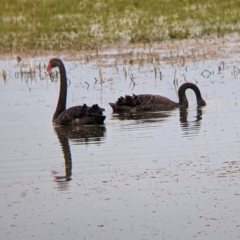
[0,43,240,240]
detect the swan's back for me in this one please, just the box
[109,94,177,112]
[53,104,106,125]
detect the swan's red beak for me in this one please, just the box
[45,63,52,72]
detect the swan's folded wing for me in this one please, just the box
[110,94,177,111]
[116,94,141,106]
[66,105,88,117]
[54,104,105,125]
[54,105,88,125]
[86,104,105,116]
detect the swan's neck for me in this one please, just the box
[178,83,204,107]
[53,64,67,122]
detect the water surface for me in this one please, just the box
[1,42,240,239]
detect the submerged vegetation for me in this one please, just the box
[0,0,240,52]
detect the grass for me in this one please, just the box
[0,0,240,52]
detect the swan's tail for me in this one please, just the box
[109,102,116,110]
[109,95,141,112]
[93,115,106,124]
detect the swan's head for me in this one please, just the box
[45,58,63,73]
[197,98,206,107]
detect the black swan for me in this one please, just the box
[45,58,106,125]
[109,82,206,112]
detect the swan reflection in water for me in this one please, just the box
[111,111,171,122]
[111,108,204,136]
[179,108,203,137]
[52,125,106,190]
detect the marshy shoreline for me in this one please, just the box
[1,33,240,64]
[1,0,240,57]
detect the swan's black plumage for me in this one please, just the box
[109,82,206,112]
[46,58,106,125]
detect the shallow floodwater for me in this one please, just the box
[1,43,240,240]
